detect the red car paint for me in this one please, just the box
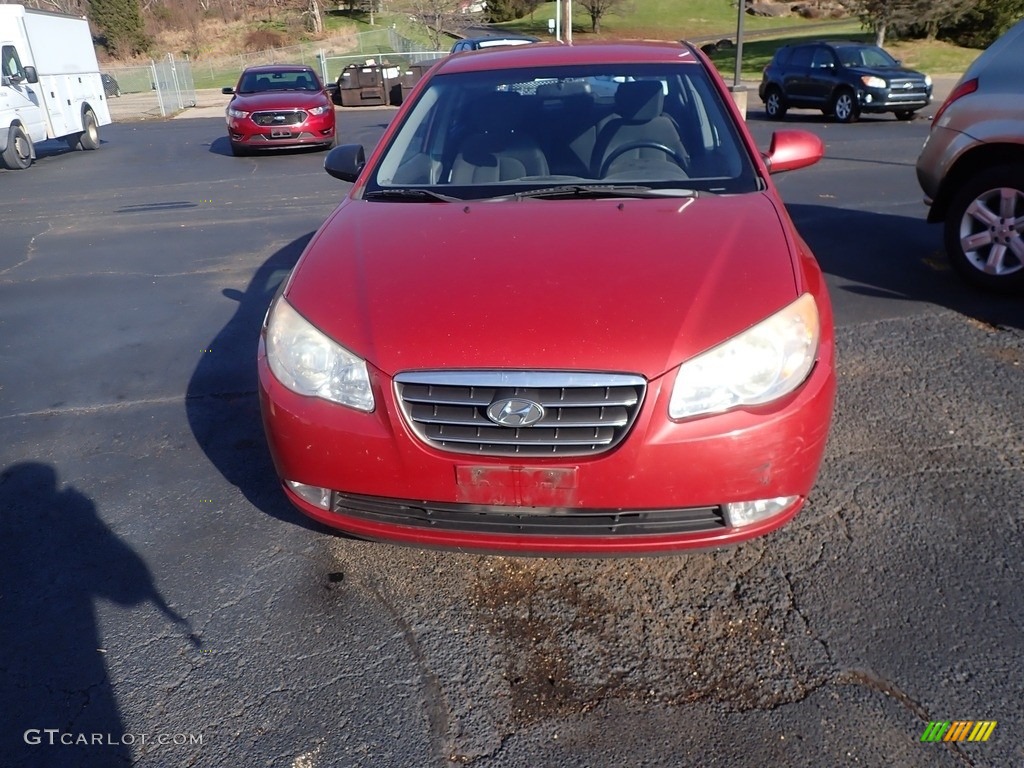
[258,41,835,555]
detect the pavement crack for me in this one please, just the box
[0,391,257,421]
[360,579,452,764]
[835,668,976,767]
[0,221,53,277]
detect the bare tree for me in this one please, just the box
[4,0,87,13]
[576,0,628,34]
[391,0,483,49]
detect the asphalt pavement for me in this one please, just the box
[0,103,1020,768]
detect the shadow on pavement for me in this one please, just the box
[789,203,1023,331]
[185,233,331,533]
[0,462,196,768]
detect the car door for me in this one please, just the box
[805,45,840,107]
[782,46,815,106]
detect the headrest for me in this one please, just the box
[614,80,664,122]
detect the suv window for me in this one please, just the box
[811,47,835,69]
[788,47,814,68]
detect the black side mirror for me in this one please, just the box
[221,86,234,95]
[324,144,366,183]
[23,65,38,84]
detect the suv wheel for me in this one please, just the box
[831,89,859,123]
[944,164,1024,292]
[763,86,787,120]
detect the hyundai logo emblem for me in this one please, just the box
[486,397,545,427]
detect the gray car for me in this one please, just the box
[916,19,1024,292]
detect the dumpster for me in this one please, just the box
[336,63,387,107]
[388,64,428,106]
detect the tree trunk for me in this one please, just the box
[874,21,886,48]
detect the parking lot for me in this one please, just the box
[1,107,1021,767]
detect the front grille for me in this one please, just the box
[252,110,307,126]
[395,371,646,457]
[331,491,727,536]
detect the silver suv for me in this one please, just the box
[916,19,1024,292]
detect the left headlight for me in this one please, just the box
[227,107,249,119]
[265,297,374,412]
[307,105,330,116]
[669,293,819,420]
[861,75,887,89]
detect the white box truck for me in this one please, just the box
[0,4,111,170]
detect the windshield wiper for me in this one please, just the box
[512,184,698,200]
[363,188,460,203]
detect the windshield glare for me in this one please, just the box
[368,64,759,200]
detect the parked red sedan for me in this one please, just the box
[222,64,336,156]
[258,42,836,555]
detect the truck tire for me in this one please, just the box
[2,125,33,170]
[79,108,101,150]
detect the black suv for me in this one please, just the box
[759,41,932,123]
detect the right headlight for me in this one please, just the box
[227,107,249,119]
[264,297,374,412]
[668,293,819,419]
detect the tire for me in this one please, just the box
[831,89,859,123]
[79,109,101,150]
[944,164,1024,293]
[894,110,916,121]
[763,86,787,120]
[2,124,33,170]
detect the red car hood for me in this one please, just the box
[231,91,329,111]
[286,193,800,379]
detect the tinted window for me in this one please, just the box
[811,47,835,69]
[788,47,814,68]
[835,45,898,68]
[239,69,321,93]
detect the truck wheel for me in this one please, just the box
[79,109,101,150]
[2,125,33,170]
[944,164,1024,293]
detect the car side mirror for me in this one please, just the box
[221,86,234,94]
[763,130,824,174]
[23,65,38,84]
[325,144,366,183]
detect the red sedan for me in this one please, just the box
[258,42,835,555]
[222,65,336,156]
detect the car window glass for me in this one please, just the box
[366,62,759,198]
[811,47,835,69]
[239,70,320,93]
[2,45,23,79]
[788,47,814,68]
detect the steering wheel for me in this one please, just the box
[599,141,688,178]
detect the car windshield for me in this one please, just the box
[238,70,320,94]
[836,45,899,68]
[366,62,760,201]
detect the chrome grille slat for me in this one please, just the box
[395,371,646,457]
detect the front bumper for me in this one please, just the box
[227,114,335,149]
[857,85,932,113]
[258,343,836,555]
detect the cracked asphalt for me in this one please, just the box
[0,107,1021,768]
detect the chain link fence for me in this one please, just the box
[104,27,446,120]
[104,54,197,120]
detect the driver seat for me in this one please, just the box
[590,80,688,177]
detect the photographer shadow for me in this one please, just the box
[0,462,195,767]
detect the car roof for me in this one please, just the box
[438,41,700,74]
[241,64,315,74]
[462,35,539,44]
